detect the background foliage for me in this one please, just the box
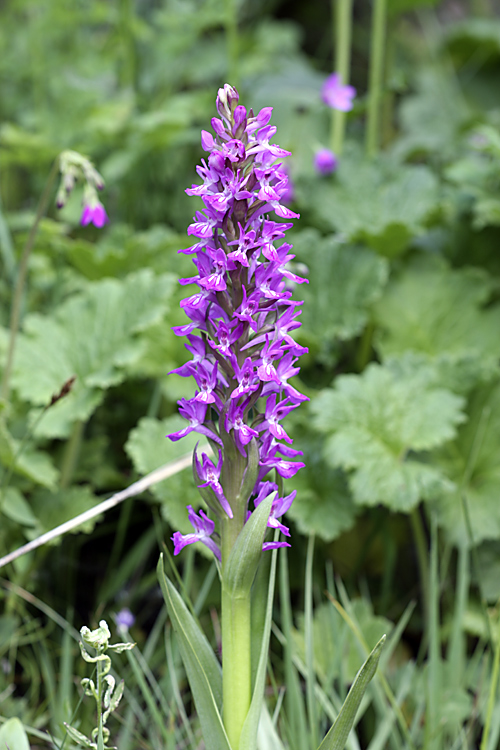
[2,0,500,748]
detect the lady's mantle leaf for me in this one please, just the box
[311,360,466,511]
[374,257,500,392]
[125,416,205,533]
[12,270,176,438]
[307,150,439,257]
[292,230,388,360]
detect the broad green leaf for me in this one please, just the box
[434,382,500,547]
[312,360,465,511]
[373,257,500,392]
[223,494,273,598]
[27,486,102,540]
[0,717,31,750]
[394,68,468,159]
[0,487,37,527]
[157,556,232,750]
[125,415,206,533]
[0,421,59,488]
[306,150,439,257]
[292,230,388,360]
[12,269,175,438]
[317,635,385,750]
[288,431,358,541]
[239,546,278,750]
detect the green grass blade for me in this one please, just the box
[317,635,386,750]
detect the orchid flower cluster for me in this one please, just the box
[168,84,308,565]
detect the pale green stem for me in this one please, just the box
[331,0,353,156]
[305,535,317,750]
[410,507,430,645]
[481,610,500,750]
[225,0,239,89]
[366,0,387,157]
[1,158,60,403]
[221,586,251,750]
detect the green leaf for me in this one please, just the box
[27,486,102,540]
[292,230,388,360]
[0,487,37,527]
[125,415,207,533]
[223,494,273,598]
[374,257,500,393]
[316,635,385,750]
[157,556,232,750]
[287,431,358,541]
[311,359,465,511]
[0,421,59,488]
[306,150,439,257]
[12,270,175,438]
[434,381,500,547]
[0,717,31,750]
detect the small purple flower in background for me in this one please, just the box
[169,84,308,560]
[115,607,135,631]
[314,148,338,176]
[81,197,108,228]
[322,73,356,112]
[56,150,108,229]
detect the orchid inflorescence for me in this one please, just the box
[168,84,308,562]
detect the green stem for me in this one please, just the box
[331,0,353,156]
[0,158,60,403]
[410,507,430,645]
[225,0,239,89]
[305,535,317,750]
[60,420,84,489]
[221,586,251,750]
[366,0,387,157]
[481,610,500,750]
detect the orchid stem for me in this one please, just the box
[331,0,353,156]
[221,584,251,750]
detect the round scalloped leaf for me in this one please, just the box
[312,359,465,511]
[292,230,388,358]
[125,415,205,532]
[373,257,500,392]
[12,269,176,438]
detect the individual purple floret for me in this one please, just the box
[168,84,308,561]
[314,148,338,175]
[321,73,356,112]
[116,608,135,631]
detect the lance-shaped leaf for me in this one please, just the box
[0,717,31,750]
[157,556,232,750]
[311,359,465,511]
[12,269,176,438]
[223,494,274,599]
[316,635,385,750]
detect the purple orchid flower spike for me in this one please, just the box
[168,85,308,561]
[322,73,356,112]
[172,506,221,560]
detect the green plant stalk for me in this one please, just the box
[60,419,84,489]
[0,157,59,404]
[331,0,353,156]
[366,0,387,157]
[221,493,252,750]
[305,535,317,750]
[225,0,239,89]
[410,506,430,646]
[221,585,251,750]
